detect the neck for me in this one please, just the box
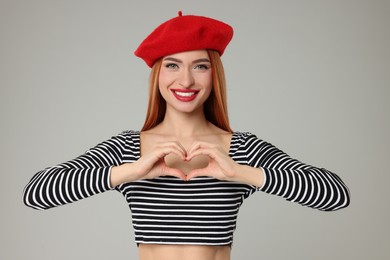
[157,108,212,137]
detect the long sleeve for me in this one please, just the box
[242,132,350,211]
[23,132,129,210]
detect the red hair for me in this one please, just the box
[141,50,232,133]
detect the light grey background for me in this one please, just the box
[1,0,389,259]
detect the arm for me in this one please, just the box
[24,133,189,210]
[23,133,128,210]
[244,133,351,211]
[185,133,350,211]
[109,141,187,187]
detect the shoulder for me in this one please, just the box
[232,131,260,143]
[231,131,274,152]
[117,130,140,139]
[99,130,141,150]
[104,130,138,142]
[232,131,291,160]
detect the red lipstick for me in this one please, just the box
[171,89,199,102]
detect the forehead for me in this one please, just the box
[162,50,210,61]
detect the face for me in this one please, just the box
[158,50,212,115]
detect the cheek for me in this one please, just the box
[203,73,213,91]
[158,71,165,87]
[158,71,171,100]
[158,82,168,100]
[158,69,174,87]
[201,77,213,100]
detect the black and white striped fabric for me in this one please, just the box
[23,130,350,245]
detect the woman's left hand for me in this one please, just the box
[185,141,239,181]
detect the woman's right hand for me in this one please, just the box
[110,141,187,187]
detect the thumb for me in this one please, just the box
[186,168,208,181]
[163,167,187,180]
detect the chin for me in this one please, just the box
[169,104,204,115]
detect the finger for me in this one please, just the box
[187,141,213,155]
[163,167,187,180]
[155,144,187,160]
[175,141,187,156]
[139,149,186,174]
[159,141,187,157]
[187,147,217,161]
[186,168,210,181]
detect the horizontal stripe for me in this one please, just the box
[23,130,350,245]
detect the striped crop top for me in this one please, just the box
[23,130,350,245]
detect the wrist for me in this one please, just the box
[233,164,264,188]
[110,163,139,187]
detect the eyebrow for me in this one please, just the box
[162,57,211,64]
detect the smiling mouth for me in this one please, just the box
[171,89,199,102]
[174,91,196,97]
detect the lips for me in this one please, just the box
[171,89,199,102]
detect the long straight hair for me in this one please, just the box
[141,50,232,133]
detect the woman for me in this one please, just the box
[23,12,350,260]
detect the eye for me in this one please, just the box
[164,63,179,69]
[194,64,210,70]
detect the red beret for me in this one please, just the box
[134,11,233,67]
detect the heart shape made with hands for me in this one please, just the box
[164,153,210,175]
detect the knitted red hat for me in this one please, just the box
[134,11,233,67]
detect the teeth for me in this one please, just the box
[175,91,195,97]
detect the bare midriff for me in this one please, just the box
[138,244,231,260]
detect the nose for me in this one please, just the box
[178,69,195,88]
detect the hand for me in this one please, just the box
[185,141,239,181]
[133,141,187,180]
[111,140,263,187]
